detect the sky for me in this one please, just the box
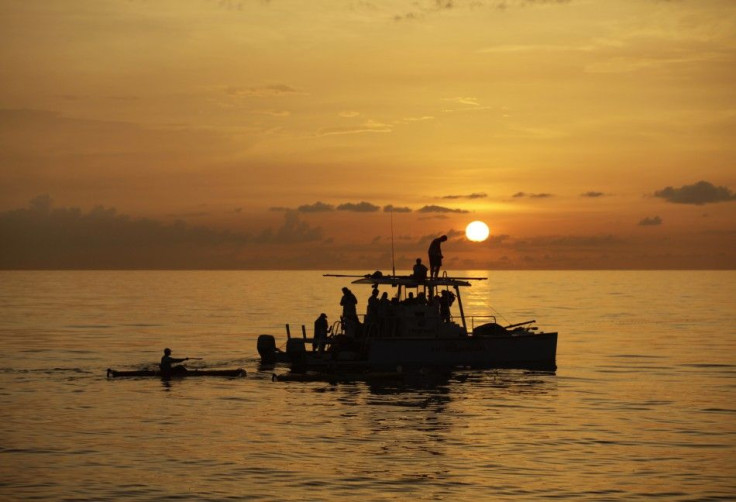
[1,0,735,270]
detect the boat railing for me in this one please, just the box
[330,320,344,337]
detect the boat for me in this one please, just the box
[257,272,558,372]
[107,368,246,378]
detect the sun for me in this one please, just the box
[465,221,490,242]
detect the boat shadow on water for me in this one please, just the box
[268,364,557,396]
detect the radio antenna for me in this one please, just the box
[390,207,396,276]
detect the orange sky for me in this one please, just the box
[1,0,735,269]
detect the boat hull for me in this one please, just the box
[366,332,557,370]
[261,332,557,371]
[107,368,246,378]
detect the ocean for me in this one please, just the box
[1,270,734,501]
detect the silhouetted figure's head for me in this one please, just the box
[164,348,172,355]
[440,235,447,242]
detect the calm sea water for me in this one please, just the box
[1,270,734,501]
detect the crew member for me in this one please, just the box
[313,313,329,353]
[428,235,448,279]
[412,258,428,281]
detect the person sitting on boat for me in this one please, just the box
[160,348,189,376]
[412,258,428,282]
[416,292,428,305]
[403,292,417,305]
[313,313,330,353]
[428,235,447,279]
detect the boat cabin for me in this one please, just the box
[330,273,486,340]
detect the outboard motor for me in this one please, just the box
[286,338,307,370]
[257,334,277,363]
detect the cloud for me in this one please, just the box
[417,205,469,214]
[512,192,553,199]
[166,211,209,218]
[256,211,324,244]
[653,181,736,205]
[441,192,487,200]
[393,0,570,21]
[638,216,663,226]
[337,201,381,212]
[0,196,324,268]
[445,97,481,107]
[297,201,335,213]
[581,191,606,198]
[0,196,244,268]
[383,205,412,213]
[316,122,392,136]
[225,84,303,97]
[512,234,623,249]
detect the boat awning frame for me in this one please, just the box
[325,273,486,288]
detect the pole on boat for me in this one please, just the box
[301,325,307,339]
[454,285,468,334]
[390,207,396,276]
[285,324,291,339]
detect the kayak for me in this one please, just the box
[107,368,246,378]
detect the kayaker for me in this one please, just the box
[160,348,189,376]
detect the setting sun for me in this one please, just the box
[466,221,490,242]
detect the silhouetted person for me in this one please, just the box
[439,290,455,322]
[313,313,329,352]
[340,287,359,337]
[366,288,380,323]
[340,287,358,321]
[160,348,189,377]
[428,235,448,279]
[412,258,428,281]
[378,292,390,320]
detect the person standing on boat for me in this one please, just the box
[340,287,359,337]
[428,235,447,279]
[160,348,189,376]
[412,258,428,282]
[313,313,329,353]
[366,287,380,324]
[340,287,359,321]
[439,290,455,322]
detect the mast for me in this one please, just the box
[390,207,396,276]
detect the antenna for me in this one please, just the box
[390,206,396,276]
